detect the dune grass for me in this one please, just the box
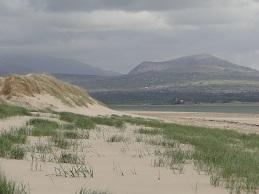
[1,103,259,193]
[27,119,59,137]
[0,129,27,159]
[77,189,110,194]
[59,112,96,129]
[107,134,128,143]
[0,171,28,194]
[0,104,31,119]
[58,112,124,129]
[59,113,259,193]
[52,135,71,149]
[58,152,81,164]
[128,116,259,194]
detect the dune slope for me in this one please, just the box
[0,74,113,115]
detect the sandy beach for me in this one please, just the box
[126,111,259,134]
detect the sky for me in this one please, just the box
[0,0,259,73]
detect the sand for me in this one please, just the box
[0,116,31,133]
[5,93,120,116]
[0,124,228,194]
[0,74,120,117]
[127,111,259,134]
[1,109,258,194]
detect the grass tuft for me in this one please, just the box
[59,112,95,129]
[0,129,27,159]
[27,119,59,137]
[0,104,31,119]
[52,135,71,149]
[77,189,110,194]
[9,147,26,160]
[58,152,81,164]
[107,135,128,143]
[0,171,28,194]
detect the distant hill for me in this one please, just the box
[0,55,120,76]
[129,54,259,76]
[55,54,259,105]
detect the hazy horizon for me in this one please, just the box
[1,0,259,73]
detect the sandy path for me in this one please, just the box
[127,111,259,134]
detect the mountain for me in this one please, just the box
[0,74,113,115]
[54,54,259,105]
[129,54,258,76]
[0,55,120,76]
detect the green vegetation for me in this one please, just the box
[27,119,59,137]
[77,189,110,194]
[26,118,78,149]
[0,104,31,119]
[31,143,52,154]
[138,128,161,136]
[57,112,259,193]
[58,152,81,164]
[51,135,71,149]
[9,147,26,160]
[56,112,259,193]
[0,171,28,194]
[0,129,27,159]
[58,112,124,129]
[59,112,95,129]
[107,135,127,143]
[2,103,259,193]
[126,116,259,194]
[90,116,124,128]
[63,131,81,139]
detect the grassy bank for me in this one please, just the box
[0,104,31,119]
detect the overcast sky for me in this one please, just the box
[0,0,259,73]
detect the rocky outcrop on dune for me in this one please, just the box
[0,74,113,115]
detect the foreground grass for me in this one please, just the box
[1,103,259,193]
[58,112,259,193]
[27,118,59,137]
[77,189,110,194]
[58,112,124,129]
[131,117,259,194]
[0,104,31,119]
[0,129,27,159]
[0,171,28,194]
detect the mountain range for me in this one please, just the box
[1,54,259,104]
[0,55,120,76]
[55,54,259,104]
[129,54,258,76]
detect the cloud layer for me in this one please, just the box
[0,0,259,72]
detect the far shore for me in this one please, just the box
[110,103,259,114]
[110,102,259,106]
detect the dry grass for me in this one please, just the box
[0,74,96,107]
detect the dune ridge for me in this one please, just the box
[0,74,113,115]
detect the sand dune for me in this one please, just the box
[0,74,118,116]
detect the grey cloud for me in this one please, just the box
[0,0,259,73]
[28,0,215,12]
